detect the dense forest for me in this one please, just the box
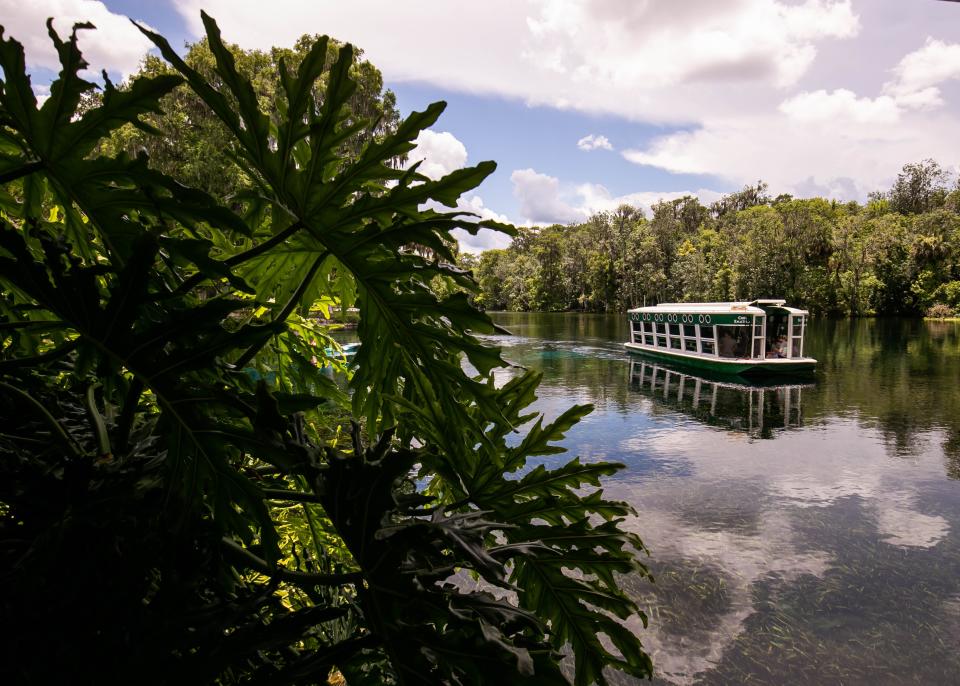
[470,161,960,317]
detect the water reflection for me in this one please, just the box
[628,360,810,439]
[485,313,960,685]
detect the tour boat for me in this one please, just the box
[624,300,816,375]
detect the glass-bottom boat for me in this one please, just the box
[624,300,816,376]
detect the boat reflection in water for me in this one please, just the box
[628,359,813,438]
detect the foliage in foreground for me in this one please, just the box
[0,15,651,686]
[474,167,960,316]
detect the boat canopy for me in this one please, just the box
[628,300,808,314]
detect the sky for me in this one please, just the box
[5,0,960,251]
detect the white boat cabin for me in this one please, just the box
[627,300,810,361]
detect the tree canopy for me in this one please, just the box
[97,33,401,202]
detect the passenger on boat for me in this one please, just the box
[766,336,787,358]
[719,330,736,357]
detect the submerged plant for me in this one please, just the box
[0,15,651,685]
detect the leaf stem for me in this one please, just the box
[0,160,43,184]
[84,383,112,459]
[261,488,323,503]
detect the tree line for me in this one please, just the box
[470,161,960,317]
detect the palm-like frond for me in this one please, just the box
[0,15,652,685]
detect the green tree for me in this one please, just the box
[868,214,915,314]
[710,181,770,219]
[103,34,400,202]
[728,205,786,299]
[887,159,951,215]
[474,248,512,309]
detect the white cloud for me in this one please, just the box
[623,34,960,201]
[626,115,960,204]
[511,168,586,224]
[174,0,860,122]
[522,0,859,92]
[405,129,468,180]
[779,89,901,125]
[622,114,923,201]
[511,167,723,225]
[1,0,154,80]
[882,38,960,111]
[576,133,612,151]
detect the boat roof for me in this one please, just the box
[627,300,808,315]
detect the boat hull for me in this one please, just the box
[623,342,816,376]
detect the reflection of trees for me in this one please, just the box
[944,429,960,480]
[805,319,960,458]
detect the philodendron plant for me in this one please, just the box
[0,14,652,685]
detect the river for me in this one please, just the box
[485,313,960,685]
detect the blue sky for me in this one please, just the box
[6,1,960,250]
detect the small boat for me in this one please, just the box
[623,300,816,376]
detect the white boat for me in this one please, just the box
[623,300,817,376]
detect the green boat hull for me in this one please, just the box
[623,343,816,377]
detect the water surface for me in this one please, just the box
[488,313,960,685]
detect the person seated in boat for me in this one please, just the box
[719,330,737,357]
[766,336,787,358]
[765,339,779,358]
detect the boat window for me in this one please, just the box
[683,324,696,338]
[669,335,682,350]
[644,334,655,345]
[669,323,680,336]
[698,324,716,356]
[765,312,787,357]
[791,316,804,357]
[753,339,763,358]
[716,325,750,358]
[684,339,697,352]
[656,334,667,347]
[655,322,666,335]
